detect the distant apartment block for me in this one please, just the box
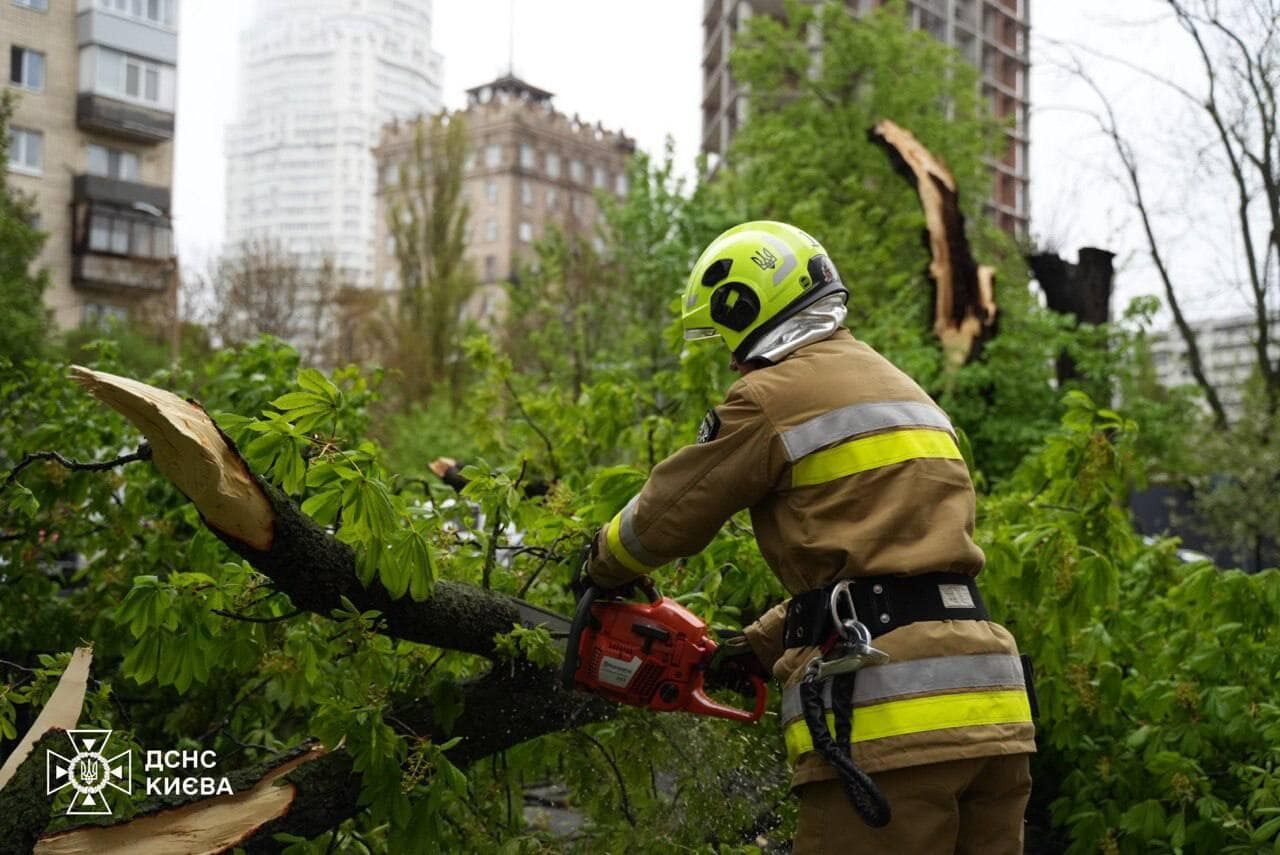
[1150,313,1280,417]
[702,0,1031,237]
[225,0,443,289]
[372,74,636,323]
[3,0,179,330]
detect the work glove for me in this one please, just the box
[705,630,769,696]
[569,538,653,601]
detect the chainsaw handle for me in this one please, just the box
[561,585,598,691]
[687,672,768,723]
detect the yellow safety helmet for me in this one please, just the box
[682,221,847,360]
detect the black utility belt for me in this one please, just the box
[783,572,988,649]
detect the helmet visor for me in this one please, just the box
[683,326,720,342]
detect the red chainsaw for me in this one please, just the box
[551,578,767,723]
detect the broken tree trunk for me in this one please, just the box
[12,366,615,849]
[1027,247,1115,387]
[869,119,999,368]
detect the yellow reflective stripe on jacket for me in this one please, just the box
[604,510,657,575]
[791,428,962,488]
[783,689,1032,766]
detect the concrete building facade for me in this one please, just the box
[372,74,635,323]
[701,0,1031,237]
[224,0,443,289]
[4,0,179,330]
[1150,313,1280,418]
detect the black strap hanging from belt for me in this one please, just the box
[799,665,891,827]
[784,572,987,649]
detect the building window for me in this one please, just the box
[484,218,497,242]
[615,173,628,196]
[546,188,558,209]
[518,221,533,243]
[83,303,127,327]
[593,165,607,189]
[13,0,49,10]
[7,127,42,174]
[519,143,534,170]
[520,180,533,206]
[10,46,45,90]
[484,143,501,168]
[570,194,583,215]
[546,152,560,179]
[83,46,175,110]
[86,144,140,181]
[484,254,496,282]
[486,179,498,203]
[99,0,175,27]
[86,206,171,258]
[569,159,584,183]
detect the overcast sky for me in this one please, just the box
[172,0,1248,321]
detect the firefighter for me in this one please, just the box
[585,221,1035,853]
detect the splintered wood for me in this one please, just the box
[69,366,275,551]
[0,647,93,790]
[870,119,998,367]
[34,747,328,855]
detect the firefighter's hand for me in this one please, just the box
[706,631,769,695]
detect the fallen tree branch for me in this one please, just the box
[58,366,618,846]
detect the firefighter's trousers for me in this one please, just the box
[792,753,1032,854]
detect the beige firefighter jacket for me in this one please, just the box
[588,328,1035,786]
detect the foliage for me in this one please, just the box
[980,392,1280,853]
[3,3,1275,851]
[1189,374,1280,571]
[387,113,477,407]
[0,90,50,364]
[719,0,1068,479]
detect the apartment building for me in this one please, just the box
[1150,313,1280,418]
[3,0,179,330]
[372,74,636,323]
[701,0,1031,237]
[224,0,443,290]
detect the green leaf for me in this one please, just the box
[388,525,435,601]
[301,488,343,526]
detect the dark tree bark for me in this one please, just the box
[1028,247,1115,386]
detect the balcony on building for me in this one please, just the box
[71,174,174,292]
[76,0,178,142]
[76,93,174,142]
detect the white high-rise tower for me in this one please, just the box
[224,0,442,288]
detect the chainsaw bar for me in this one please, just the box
[511,598,574,647]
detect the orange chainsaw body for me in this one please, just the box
[567,594,766,723]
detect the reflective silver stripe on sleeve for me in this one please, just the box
[779,401,955,462]
[780,653,1025,722]
[618,495,664,568]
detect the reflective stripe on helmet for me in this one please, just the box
[779,654,1026,722]
[782,689,1032,766]
[790,428,962,487]
[779,401,954,462]
[604,500,663,574]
